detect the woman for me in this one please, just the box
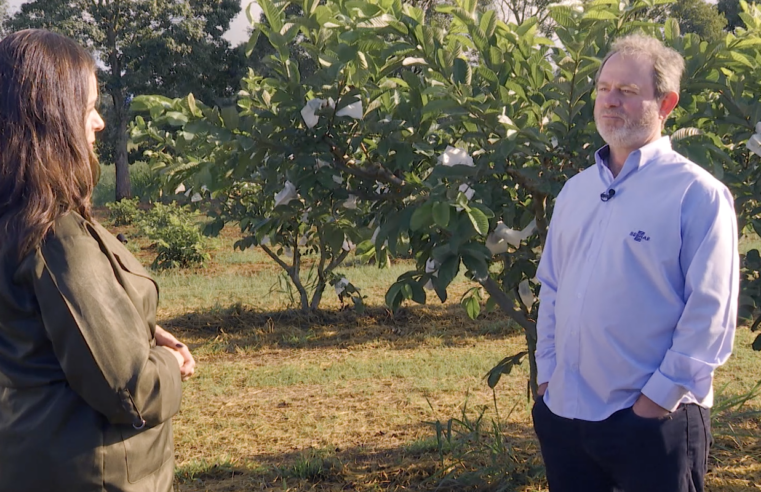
[0,30,195,491]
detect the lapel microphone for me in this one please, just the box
[600,189,616,202]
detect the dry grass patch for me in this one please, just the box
[93,212,761,491]
[168,309,761,492]
[169,305,541,491]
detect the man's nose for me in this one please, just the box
[601,92,620,107]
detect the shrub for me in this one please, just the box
[92,163,116,207]
[130,161,162,203]
[138,202,209,269]
[93,162,162,207]
[105,197,140,226]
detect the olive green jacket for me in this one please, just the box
[0,213,182,492]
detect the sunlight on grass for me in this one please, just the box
[154,258,471,314]
[193,345,526,391]
[92,214,761,492]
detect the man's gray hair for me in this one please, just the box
[596,34,686,99]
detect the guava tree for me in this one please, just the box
[131,0,761,396]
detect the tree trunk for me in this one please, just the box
[113,92,131,201]
[480,276,539,399]
[104,19,130,202]
[525,325,539,399]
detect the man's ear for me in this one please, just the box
[659,91,679,120]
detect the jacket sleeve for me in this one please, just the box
[30,229,182,428]
[641,183,739,411]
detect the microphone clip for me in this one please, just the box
[600,189,616,202]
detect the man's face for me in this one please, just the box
[594,53,664,152]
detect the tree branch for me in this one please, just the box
[532,193,548,247]
[504,167,545,196]
[326,248,351,273]
[326,139,407,188]
[291,237,309,311]
[479,276,539,398]
[310,233,330,310]
[346,188,410,202]
[260,244,291,272]
[479,277,534,333]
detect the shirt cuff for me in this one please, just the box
[536,356,556,386]
[641,369,688,412]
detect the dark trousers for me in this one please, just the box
[532,396,711,492]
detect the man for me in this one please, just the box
[532,34,739,492]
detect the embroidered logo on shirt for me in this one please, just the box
[630,231,650,242]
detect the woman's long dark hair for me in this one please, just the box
[0,29,100,259]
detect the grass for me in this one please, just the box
[94,208,761,492]
[93,161,160,207]
[151,257,431,315]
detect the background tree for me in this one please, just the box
[667,0,728,41]
[245,3,319,80]
[491,0,557,33]
[719,0,758,31]
[0,0,6,37]
[131,0,761,396]
[5,0,245,200]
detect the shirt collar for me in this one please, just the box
[594,136,672,185]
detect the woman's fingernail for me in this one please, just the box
[176,343,184,348]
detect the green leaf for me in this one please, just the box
[468,202,494,219]
[479,9,497,38]
[422,98,460,117]
[458,241,491,260]
[485,351,528,389]
[245,29,262,58]
[727,50,754,68]
[164,111,189,127]
[220,106,240,130]
[259,0,284,33]
[461,291,481,320]
[131,95,172,113]
[186,94,201,118]
[409,282,427,304]
[203,218,225,237]
[323,225,345,253]
[385,282,404,312]
[436,255,460,293]
[432,201,451,227]
[461,253,489,281]
[664,18,680,41]
[410,202,434,231]
[550,5,575,28]
[467,208,489,236]
[452,58,472,84]
[304,0,320,15]
[515,17,538,37]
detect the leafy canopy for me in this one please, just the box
[132,0,761,391]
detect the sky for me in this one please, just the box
[6,0,263,47]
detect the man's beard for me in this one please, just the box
[595,102,660,149]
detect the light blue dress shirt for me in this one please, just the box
[536,136,739,421]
